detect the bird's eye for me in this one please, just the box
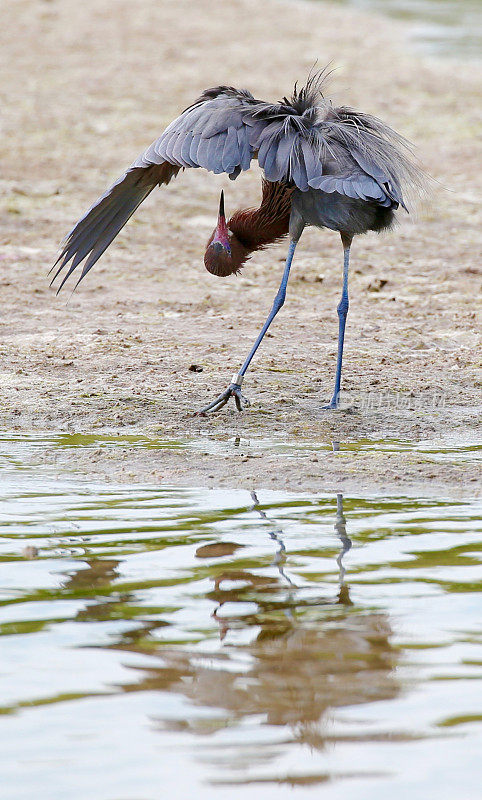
[211,241,231,256]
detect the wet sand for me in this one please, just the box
[0,0,481,495]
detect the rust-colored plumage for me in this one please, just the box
[204,180,293,277]
[229,179,294,249]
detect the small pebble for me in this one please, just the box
[367,278,388,292]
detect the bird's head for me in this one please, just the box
[204,190,249,277]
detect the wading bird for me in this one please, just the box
[52,71,423,412]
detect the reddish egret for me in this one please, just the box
[52,71,423,412]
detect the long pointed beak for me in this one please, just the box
[218,189,226,223]
[212,190,231,254]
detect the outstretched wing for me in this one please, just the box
[52,87,260,291]
[248,102,419,209]
[246,72,423,210]
[143,87,256,176]
[309,107,421,210]
[53,74,423,291]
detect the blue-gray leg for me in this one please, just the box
[199,239,299,413]
[324,245,350,410]
[238,238,297,378]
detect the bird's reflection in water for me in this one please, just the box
[335,492,352,604]
[108,492,399,767]
[62,558,168,644]
[58,493,398,775]
[249,490,295,589]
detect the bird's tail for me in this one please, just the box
[51,162,179,293]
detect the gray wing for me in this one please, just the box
[303,139,394,207]
[310,107,421,209]
[246,111,324,192]
[247,103,416,209]
[252,126,392,204]
[137,90,256,176]
[52,89,259,291]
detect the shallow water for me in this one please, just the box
[331,0,482,57]
[0,437,481,800]
[2,429,481,465]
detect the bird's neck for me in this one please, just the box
[228,180,293,252]
[204,181,293,277]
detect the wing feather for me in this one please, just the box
[171,131,189,166]
[222,126,240,173]
[180,132,198,168]
[237,127,251,171]
[257,133,278,177]
[195,137,210,170]
[291,146,309,191]
[261,136,280,181]
[212,132,227,174]
[189,133,202,163]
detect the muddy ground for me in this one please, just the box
[0,0,481,496]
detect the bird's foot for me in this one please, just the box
[322,392,340,411]
[197,375,250,414]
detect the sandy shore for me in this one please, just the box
[0,0,481,495]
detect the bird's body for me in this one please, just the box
[291,186,395,237]
[52,71,423,412]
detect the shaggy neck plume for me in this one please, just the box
[204,180,293,277]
